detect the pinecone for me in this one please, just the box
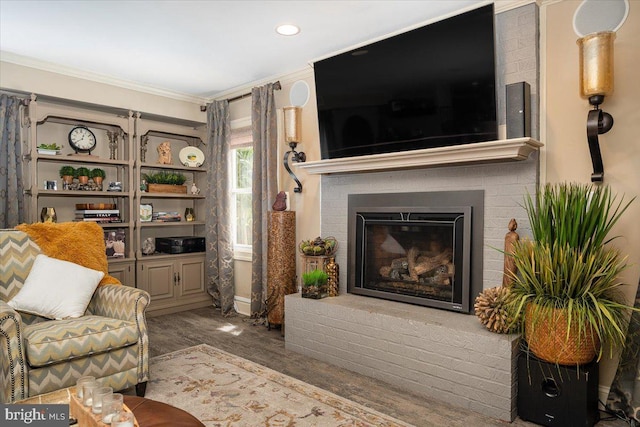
[474,286,516,334]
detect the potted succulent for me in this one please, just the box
[143,171,187,194]
[74,166,91,185]
[59,165,75,185]
[301,269,329,299]
[90,168,106,186]
[507,183,637,364]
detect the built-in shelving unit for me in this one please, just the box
[23,95,212,315]
[25,97,136,284]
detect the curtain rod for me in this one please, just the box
[200,81,281,112]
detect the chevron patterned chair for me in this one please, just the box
[0,228,150,403]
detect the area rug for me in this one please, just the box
[146,344,413,426]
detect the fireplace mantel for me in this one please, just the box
[296,137,542,175]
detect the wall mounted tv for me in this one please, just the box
[314,4,497,160]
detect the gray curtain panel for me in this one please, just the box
[606,280,640,423]
[205,100,236,315]
[0,94,26,228]
[250,83,278,317]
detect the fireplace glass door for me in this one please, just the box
[352,208,471,311]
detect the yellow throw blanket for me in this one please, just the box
[16,222,121,286]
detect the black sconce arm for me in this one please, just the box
[283,142,306,193]
[586,103,614,183]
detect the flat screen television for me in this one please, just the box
[314,4,497,160]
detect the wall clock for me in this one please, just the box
[68,125,97,154]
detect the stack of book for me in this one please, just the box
[75,209,122,223]
[152,211,181,222]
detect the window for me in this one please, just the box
[230,123,253,258]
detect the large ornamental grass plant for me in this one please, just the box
[508,183,637,363]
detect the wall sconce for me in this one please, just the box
[283,106,306,193]
[577,31,615,183]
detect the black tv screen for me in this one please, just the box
[314,4,497,160]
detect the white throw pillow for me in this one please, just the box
[8,254,104,320]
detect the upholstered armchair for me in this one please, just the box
[0,225,150,403]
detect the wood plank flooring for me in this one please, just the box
[147,306,627,427]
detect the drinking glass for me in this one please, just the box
[75,376,96,400]
[92,386,113,414]
[110,410,135,427]
[83,381,99,407]
[101,393,124,424]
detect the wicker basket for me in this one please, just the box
[524,303,600,365]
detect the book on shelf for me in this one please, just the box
[152,211,181,222]
[77,218,123,223]
[104,228,126,258]
[75,214,121,219]
[75,209,120,215]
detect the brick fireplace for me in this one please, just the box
[285,2,540,422]
[285,155,538,421]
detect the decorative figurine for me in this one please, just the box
[190,183,200,195]
[272,191,287,211]
[140,135,148,163]
[157,141,172,164]
[142,237,155,255]
[502,218,519,287]
[107,131,118,160]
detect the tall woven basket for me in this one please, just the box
[524,303,600,365]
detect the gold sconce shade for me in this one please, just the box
[283,106,302,143]
[577,31,615,98]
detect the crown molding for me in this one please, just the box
[0,51,208,105]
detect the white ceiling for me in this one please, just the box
[0,0,492,100]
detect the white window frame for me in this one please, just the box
[229,118,253,261]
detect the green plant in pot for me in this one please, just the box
[301,269,329,299]
[59,165,75,185]
[90,168,106,186]
[74,166,91,185]
[507,183,637,364]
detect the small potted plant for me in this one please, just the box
[74,166,91,185]
[301,269,329,299]
[59,165,75,186]
[37,143,61,155]
[90,168,106,186]
[143,171,187,194]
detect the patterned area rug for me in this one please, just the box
[146,344,413,426]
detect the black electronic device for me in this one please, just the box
[506,82,531,138]
[314,4,497,160]
[518,352,599,427]
[155,236,205,254]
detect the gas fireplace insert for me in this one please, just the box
[347,191,484,313]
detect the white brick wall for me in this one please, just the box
[286,294,520,421]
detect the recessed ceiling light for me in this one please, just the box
[276,24,300,36]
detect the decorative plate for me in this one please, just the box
[179,146,205,167]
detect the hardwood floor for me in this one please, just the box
[147,307,627,427]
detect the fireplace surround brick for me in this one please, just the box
[286,293,520,420]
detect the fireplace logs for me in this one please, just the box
[379,246,453,286]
